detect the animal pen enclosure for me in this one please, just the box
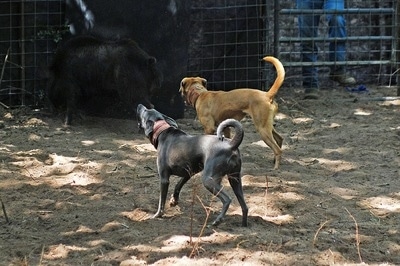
[188,0,399,92]
[0,0,399,109]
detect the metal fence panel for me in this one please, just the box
[0,0,66,108]
[188,0,399,90]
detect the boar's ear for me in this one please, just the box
[201,78,207,87]
[162,115,178,128]
[148,57,157,66]
[148,57,163,88]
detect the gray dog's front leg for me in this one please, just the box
[170,175,191,206]
[153,177,169,218]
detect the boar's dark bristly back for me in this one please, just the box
[48,35,163,126]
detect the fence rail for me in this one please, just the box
[274,1,398,88]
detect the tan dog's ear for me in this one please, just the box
[200,78,207,88]
[179,78,186,93]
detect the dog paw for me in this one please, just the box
[152,212,163,219]
[211,218,223,227]
[169,197,178,207]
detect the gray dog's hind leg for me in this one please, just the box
[202,175,232,226]
[228,174,248,226]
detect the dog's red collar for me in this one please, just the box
[186,87,201,108]
[151,120,172,147]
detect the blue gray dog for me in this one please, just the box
[137,104,248,226]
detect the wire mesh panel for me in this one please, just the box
[0,0,66,108]
[188,0,273,91]
[276,0,398,88]
[188,0,399,91]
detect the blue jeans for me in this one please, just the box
[296,0,347,88]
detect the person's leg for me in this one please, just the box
[297,0,322,93]
[324,0,356,85]
[328,15,346,64]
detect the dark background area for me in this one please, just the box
[65,0,192,118]
[0,0,398,119]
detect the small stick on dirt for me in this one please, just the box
[189,186,224,258]
[266,240,273,252]
[23,168,37,182]
[312,219,331,247]
[137,174,154,179]
[120,223,129,229]
[35,210,53,214]
[265,174,269,196]
[0,196,10,224]
[236,239,249,249]
[39,245,45,265]
[328,249,335,264]
[338,96,400,102]
[189,195,212,258]
[345,207,363,263]
[189,174,200,245]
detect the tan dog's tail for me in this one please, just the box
[263,56,285,99]
[216,119,244,150]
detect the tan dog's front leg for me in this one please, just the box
[222,127,231,138]
[201,117,232,138]
[198,116,217,135]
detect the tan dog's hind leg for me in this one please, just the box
[258,128,282,169]
[273,128,283,148]
[258,127,282,169]
[252,111,282,170]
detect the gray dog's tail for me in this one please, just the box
[216,119,244,150]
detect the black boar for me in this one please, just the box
[48,35,163,125]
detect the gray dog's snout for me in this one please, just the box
[136,104,147,130]
[137,104,146,114]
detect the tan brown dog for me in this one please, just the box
[179,56,285,169]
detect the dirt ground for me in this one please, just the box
[0,84,399,266]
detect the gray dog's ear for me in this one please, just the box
[162,115,178,128]
[144,121,154,137]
